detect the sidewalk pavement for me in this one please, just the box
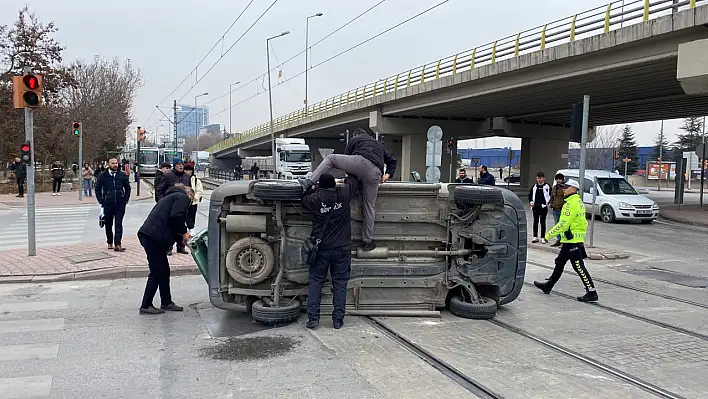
[529,242,630,260]
[0,180,152,210]
[0,235,198,283]
[659,204,708,227]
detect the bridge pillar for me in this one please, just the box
[520,137,569,188]
[677,38,708,95]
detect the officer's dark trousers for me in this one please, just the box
[103,203,126,246]
[549,243,595,291]
[307,246,351,323]
[139,234,172,308]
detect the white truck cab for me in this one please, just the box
[275,138,312,180]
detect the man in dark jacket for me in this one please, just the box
[95,158,131,252]
[10,158,26,197]
[156,158,191,254]
[478,165,496,185]
[51,160,65,195]
[301,173,361,330]
[299,128,397,251]
[153,163,171,203]
[455,168,473,183]
[138,184,193,314]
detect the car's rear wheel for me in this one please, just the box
[253,179,303,201]
[449,295,497,320]
[454,185,504,206]
[251,298,301,324]
[601,205,616,223]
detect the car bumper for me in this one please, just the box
[614,209,659,221]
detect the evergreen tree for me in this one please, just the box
[615,125,639,175]
[652,128,670,161]
[673,116,704,157]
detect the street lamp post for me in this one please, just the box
[195,92,208,156]
[228,81,240,136]
[305,13,323,116]
[267,31,290,178]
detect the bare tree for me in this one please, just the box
[569,126,622,170]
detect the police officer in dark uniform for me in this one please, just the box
[301,173,361,330]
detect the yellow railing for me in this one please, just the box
[208,0,701,153]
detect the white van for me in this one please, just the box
[555,169,659,224]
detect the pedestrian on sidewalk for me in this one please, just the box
[153,163,171,203]
[51,160,65,196]
[549,173,566,247]
[528,172,551,243]
[478,165,496,185]
[95,158,131,252]
[10,158,26,198]
[533,179,598,302]
[81,163,94,197]
[138,184,193,315]
[183,164,204,234]
[156,158,191,255]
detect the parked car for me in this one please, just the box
[504,173,521,184]
[556,169,659,223]
[189,180,528,324]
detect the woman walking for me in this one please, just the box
[82,163,94,197]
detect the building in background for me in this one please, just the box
[176,104,209,138]
[199,123,221,137]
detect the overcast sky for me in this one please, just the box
[6,0,699,149]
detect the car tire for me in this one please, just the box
[600,205,616,223]
[225,237,275,285]
[252,298,301,325]
[253,179,303,201]
[449,295,497,320]
[454,185,504,206]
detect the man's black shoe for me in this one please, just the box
[176,248,189,255]
[333,320,343,329]
[161,302,184,311]
[297,178,314,192]
[306,320,319,329]
[577,291,599,302]
[551,240,561,247]
[361,241,376,251]
[139,306,165,315]
[533,280,552,294]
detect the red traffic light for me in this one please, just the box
[72,122,80,129]
[21,144,30,152]
[23,74,39,90]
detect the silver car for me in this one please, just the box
[189,180,527,323]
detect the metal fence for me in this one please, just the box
[206,168,239,181]
[208,0,703,154]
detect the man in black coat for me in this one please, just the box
[10,158,26,197]
[138,184,193,315]
[156,158,191,254]
[301,173,361,330]
[95,158,131,252]
[153,163,171,203]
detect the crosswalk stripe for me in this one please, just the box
[0,343,59,361]
[0,301,68,313]
[0,318,64,334]
[0,375,53,398]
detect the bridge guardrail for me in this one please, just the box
[208,0,702,154]
[206,167,240,181]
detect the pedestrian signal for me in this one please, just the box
[72,122,81,136]
[12,74,43,108]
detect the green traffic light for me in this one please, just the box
[73,130,79,135]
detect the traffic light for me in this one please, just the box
[570,102,583,143]
[339,130,349,145]
[614,150,620,160]
[72,122,81,136]
[12,74,43,109]
[20,142,31,164]
[447,138,455,151]
[137,126,146,142]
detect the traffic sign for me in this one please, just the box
[471,157,480,166]
[696,144,705,159]
[623,158,631,163]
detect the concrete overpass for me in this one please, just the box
[209,0,708,186]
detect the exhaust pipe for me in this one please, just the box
[351,247,471,259]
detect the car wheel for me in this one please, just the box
[449,295,497,320]
[253,179,303,201]
[601,205,616,223]
[454,185,505,206]
[252,298,301,325]
[225,237,275,285]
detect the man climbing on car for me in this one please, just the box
[298,128,397,252]
[533,179,598,302]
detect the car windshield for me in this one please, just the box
[597,178,637,195]
[285,151,311,162]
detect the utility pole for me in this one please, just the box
[658,120,663,191]
[22,66,37,256]
[267,31,291,179]
[305,13,323,116]
[701,116,706,207]
[77,123,83,201]
[577,95,590,196]
[173,100,178,153]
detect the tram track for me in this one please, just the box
[526,260,708,310]
[364,315,688,399]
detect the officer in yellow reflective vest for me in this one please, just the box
[533,179,598,302]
